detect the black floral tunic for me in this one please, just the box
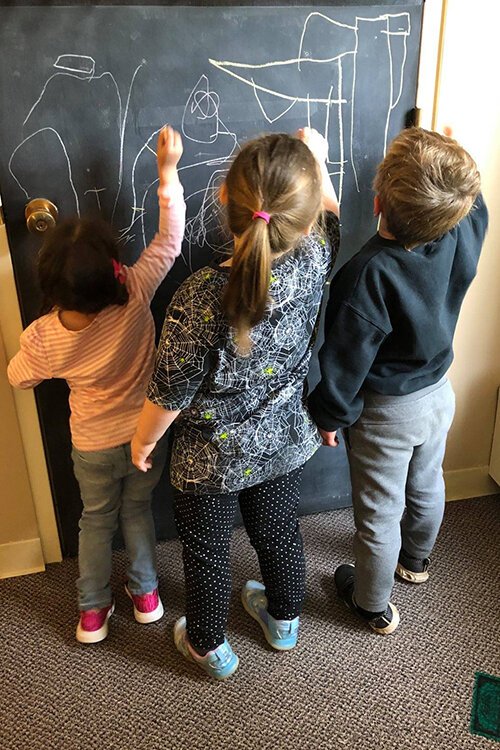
[148,214,339,494]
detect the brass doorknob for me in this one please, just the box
[25,199,58,234]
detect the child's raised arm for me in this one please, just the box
[126,125,186,303]
[296,127,340,217]
[157,125,183,194]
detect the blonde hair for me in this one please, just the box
[373,127,481,248]
[223,133,321,352]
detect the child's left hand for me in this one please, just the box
[131,434,157,472]
[319,428,339,447]
[157,125,183,184]
[296,127,329,163]
[296,126,339,216]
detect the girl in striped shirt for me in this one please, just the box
[8,126,186,644]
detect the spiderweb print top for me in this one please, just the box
[148,213,340,494]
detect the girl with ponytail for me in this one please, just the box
[132,127,340,680]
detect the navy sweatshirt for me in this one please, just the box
[308,194,488,431]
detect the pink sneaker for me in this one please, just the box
[76,602,115,644]
[125,583,164,624]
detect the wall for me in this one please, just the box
[434,0,500,499]
[0,319,45,577]
[0,218,61,573]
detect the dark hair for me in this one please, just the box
[223,133,321,352]
[38,218,129,314]
[373,127,481,248]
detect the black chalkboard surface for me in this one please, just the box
[0,2,423,555]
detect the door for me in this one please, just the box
[0,1,423,556]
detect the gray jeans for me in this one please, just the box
[346,377,455,612]
[72,437,168,610]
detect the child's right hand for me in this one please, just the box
[157,125,183,184]
[131,433,156,472]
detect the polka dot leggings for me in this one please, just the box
[173,467,305,653]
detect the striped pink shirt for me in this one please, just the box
[8,185,186,451]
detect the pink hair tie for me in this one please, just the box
[112,258,126,284]
[252,211,271,224]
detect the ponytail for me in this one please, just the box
[222,217,271,354]
[223,132,322,354]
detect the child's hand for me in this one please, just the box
[131,434,157,472]
[157,125,183,184]
[296,127,329,163]
[296,126,340,216]
[319,428,339,447]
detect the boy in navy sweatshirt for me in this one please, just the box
[308,127,488,634]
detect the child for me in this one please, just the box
[8,126,186,644]
[308,127,488,634]
[131,127,340,679]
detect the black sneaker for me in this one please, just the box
[334,563,400,635]
[395,549,430,584]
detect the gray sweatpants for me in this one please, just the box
[346,377,455,612]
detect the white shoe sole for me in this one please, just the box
[125,585,164,623]
[395,563,429,584]
[76,602,115,644]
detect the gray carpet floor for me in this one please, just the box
[1,496,499,750]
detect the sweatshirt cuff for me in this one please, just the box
[307,394,339,432]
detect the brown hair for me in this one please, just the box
[38,218,128,315]
[373,127,481,248]
[223,133,321,352]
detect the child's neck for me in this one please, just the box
[58,309,98,331]
[378,214,397,242]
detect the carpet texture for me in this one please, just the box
[1,496,499,750]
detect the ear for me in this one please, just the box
[219,182,228,206]
[373,194,382,217]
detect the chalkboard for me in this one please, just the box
[0,2,423,555]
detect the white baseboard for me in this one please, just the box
[0,538,45,579]
[444,466,499,502]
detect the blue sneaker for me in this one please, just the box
[173,616,239,681]
[241,580,299,651]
